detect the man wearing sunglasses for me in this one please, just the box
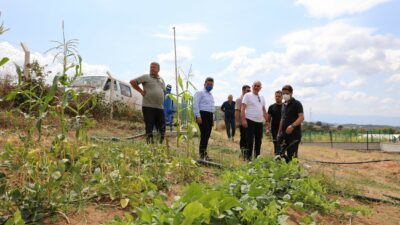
[235,85,251,158]
[241,81,268,161]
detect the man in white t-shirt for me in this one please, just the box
[241,81,268,160]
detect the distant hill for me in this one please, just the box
[305,121,400,131]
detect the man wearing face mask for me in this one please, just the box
[241,81,268,161]
[277,85,304,162]
[130,62,166,144]
[193,77,215,160]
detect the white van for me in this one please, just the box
[70,73,142,110]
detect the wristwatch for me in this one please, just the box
[290,124,296,128]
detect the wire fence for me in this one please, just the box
[302,130,400,143]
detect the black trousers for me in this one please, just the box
[199,111,213,158]
[239,125,247,157]
[272,133,280,155]
[245,119,263,160]
[282,135,301,163]
[142,106,166,144]
[224,117,235,138]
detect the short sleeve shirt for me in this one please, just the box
[242,93,266,123]
[281,98,303,138]
[267,103,282,138]
[135,74,165,109]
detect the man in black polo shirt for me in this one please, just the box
[221,95,236,141]
[266,90,283,155]
[278,85,304,162]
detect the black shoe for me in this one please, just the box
[203,155,213,161]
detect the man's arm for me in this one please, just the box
[241,103,248,128]
[193,92,202,124]
[235,109,240,127]
[130,79,146,96]
[285,113,304,134]
[221,102,225,112]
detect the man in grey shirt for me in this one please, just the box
[130,62,166,144]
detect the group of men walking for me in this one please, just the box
[130,62,304,163]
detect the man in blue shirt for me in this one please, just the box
[221,95,236,141]
[193,77,215,160]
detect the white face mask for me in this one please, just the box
[282,94,291,102]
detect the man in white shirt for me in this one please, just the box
[241,81,268,161]
[193,77,215,160]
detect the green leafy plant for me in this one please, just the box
[108,157,338,225]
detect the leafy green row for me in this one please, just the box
[109,157,338,225]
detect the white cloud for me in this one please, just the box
[272,64,339,88]
[211,22,400,117]
[154,23,208,41]
[385,74,400,83]
[336,90,379,103]
[157,46,193,64]
[0,41,110,81]
[340,78,366,88]
[211,46,255,60]
[295,0,391,19]
[281,22,400,75]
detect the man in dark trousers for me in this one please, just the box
[193,77,215,160]
[241,81,268,161]
[130,62,166,144]
[266,90,283,155]
[221,95,236,141]
[277,85,304,162]
[235,85,251,157]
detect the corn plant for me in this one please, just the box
[168,66,199,157]
[0,12,9,68]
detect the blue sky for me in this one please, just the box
[1,0,400,125]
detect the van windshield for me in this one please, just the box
[71,76,107,88]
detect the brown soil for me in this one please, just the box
[2,122,400,225]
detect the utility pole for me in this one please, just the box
[173,27,179,124]
[21,42,30,81]
[173,27,181,147]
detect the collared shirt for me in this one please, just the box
[193,89,215,118]
[221,101,236,119]
[281,97,303,138]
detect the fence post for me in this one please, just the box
[366,131,369,150]
[329,130,333,148]
[21,42,30,81]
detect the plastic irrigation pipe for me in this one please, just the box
[300,158,397,165]
[383,194,400,202]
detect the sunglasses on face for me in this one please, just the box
[245,89,251,93]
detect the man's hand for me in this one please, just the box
[241,119,248,128]
[235,121,240,128]
[285,125,294,134]
[265,123,270,134]
[140,90,146,96]
[196,117,202,125]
